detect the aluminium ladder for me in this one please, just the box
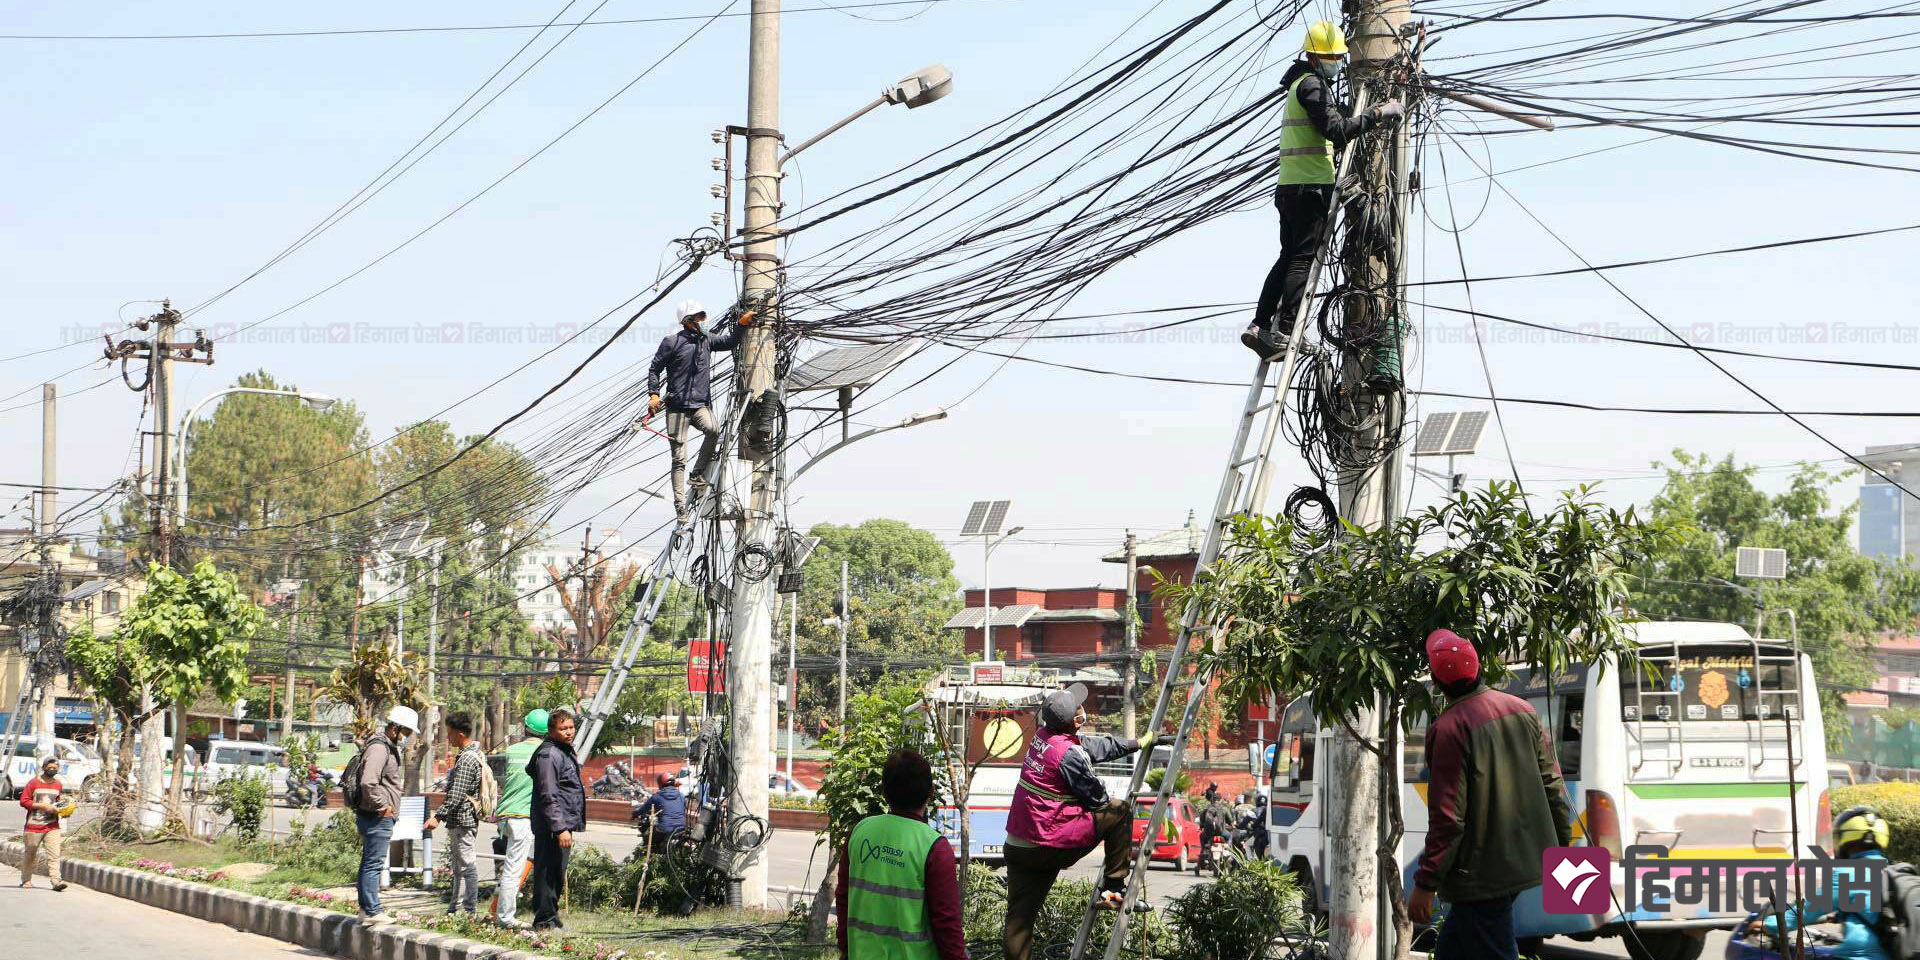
[1068,88,1382,960]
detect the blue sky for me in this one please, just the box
[3,1,1916,591]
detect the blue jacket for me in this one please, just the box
[637,785,687,834]
[1763,850,1889,960]
[647,323,742,412]
[527,737,586,835]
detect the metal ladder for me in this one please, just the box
[1069,89,1382,960]
[1745,635,1805,772]
[1629,640,1685,775]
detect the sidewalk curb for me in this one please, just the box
[3,839,553,960]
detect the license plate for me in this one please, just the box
[981,844,1003,855]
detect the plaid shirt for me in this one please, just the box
[437,743,486,829]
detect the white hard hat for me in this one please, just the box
[675,300,707,324]
[385,705,419,733]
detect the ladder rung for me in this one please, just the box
[1230,454,1263,469]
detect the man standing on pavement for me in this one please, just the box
[646,300,757,524]
[634,772,687,852]
[1406,629,1572,960]
[493,709,546,929]
[528,707,586,932]
[352,705,417,923]
[1002,683,1166,960]
[836,750,966,960]
[1240,20,1404,360]
[18,756,69,891]
[425,711,484,915]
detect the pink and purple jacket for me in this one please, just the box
[1006,729,1142,848]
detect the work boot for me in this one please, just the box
[1240,324,1289,361]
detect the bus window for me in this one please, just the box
[1404,723,1428,783]
[1619,645,1799,722]
[1526,695,1583,779]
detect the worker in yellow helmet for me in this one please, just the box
[1242,20,1405,360]
[1743,806,1890,960]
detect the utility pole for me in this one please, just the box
[281,600,301,742]
[1121,532,1138,739]
[40,385,55,537]
[1326,4,1411,960]
[786,595,797,781]
[727,0,783,910]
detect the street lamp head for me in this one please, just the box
[302,394,338,411]
[1005,526,1025,538]
[902,407,948,428]
[885,64,954,109]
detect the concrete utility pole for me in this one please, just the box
[836,560,850,727]
[1121,532,1138,739]
[1326,4,1411,960]
[726,0,783,909]
[40,385,55,536]
[281,602,301,741]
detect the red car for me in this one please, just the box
[1130,795,1202,871]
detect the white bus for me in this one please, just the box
[1267,621,1829,960]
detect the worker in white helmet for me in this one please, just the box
[647,299,757,523]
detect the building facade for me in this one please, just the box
[1860,443,1920,563]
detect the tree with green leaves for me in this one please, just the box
[1633,452,1920,736]
[321,639,427,739]
[1164,482,1671,959]
[792,519,962,727]
[70,560,266,826]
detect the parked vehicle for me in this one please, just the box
[593,761,648,799]
[1130,794,1202,871]
[3,737,102,800]
[202,741,287,796]
[1268,621,1830,960]
[768,772,816,799]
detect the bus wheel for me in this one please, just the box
[1287,858,1323,920]
[1517,936,1545,958]
[1625,930,1705,960]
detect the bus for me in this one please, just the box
[922,664,1135,863]
[1266,621,1828,960]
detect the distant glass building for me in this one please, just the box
[1861,444,1920,564]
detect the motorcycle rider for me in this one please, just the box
[1746,806,1891,960]
[635,772,688,852]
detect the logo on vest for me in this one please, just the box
[859,838,909,868]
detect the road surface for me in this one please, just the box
[2,857,320,958]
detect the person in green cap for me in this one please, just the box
[492,709,546,928]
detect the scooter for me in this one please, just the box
[1724,913,1846,960]
[593,761,649,800]
[284,771,333,809]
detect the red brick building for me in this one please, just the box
[942,515,1276,747]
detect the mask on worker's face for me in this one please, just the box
[1313,56,1343,82]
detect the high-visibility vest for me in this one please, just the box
[846,814,941,960]
[1278,73,1335,185]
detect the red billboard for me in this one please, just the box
[687,639,725,693]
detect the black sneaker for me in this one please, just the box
[51,881,68,892]
[1240,324,1289,361]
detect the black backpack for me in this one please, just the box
[1876,861,1920,960]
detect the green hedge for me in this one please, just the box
[1832,782,1920,864]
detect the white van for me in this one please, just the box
[2,737,102,799]
[202,741,287,795]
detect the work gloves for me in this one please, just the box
[1371,99,1406,122]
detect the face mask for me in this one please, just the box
[1313,58,1342,81]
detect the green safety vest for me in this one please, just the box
[846,814,941,960]
[1278,73,1335,185]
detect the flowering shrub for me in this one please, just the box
[286,885,339,907]
[127,858,228,883]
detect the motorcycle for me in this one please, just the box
[1724,913,1846,960]
[284,771,333,809]
[593,761,649,800]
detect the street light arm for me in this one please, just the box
[780,96,886,168]
[176,387,336,521]
[789,408,947,485]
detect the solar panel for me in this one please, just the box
[1412,412,1457,456]
[983,501,1011,535]
[991,604,1041,628]
[961,499,1010,537]
[786,339,921,393]
[943,608,990,630]
[374,519,429,557]
[1736,546,1788,580]
[1445,411,1491,456]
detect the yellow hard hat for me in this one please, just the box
[1834,805,1890,851]
[1304,20,1348,57]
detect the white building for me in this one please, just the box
[511,529,647,637]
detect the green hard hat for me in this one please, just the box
[525,709,550,735]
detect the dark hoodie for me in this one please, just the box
[528,736,586,835]
[1278,60,1376,154]
[636,784,687,834]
